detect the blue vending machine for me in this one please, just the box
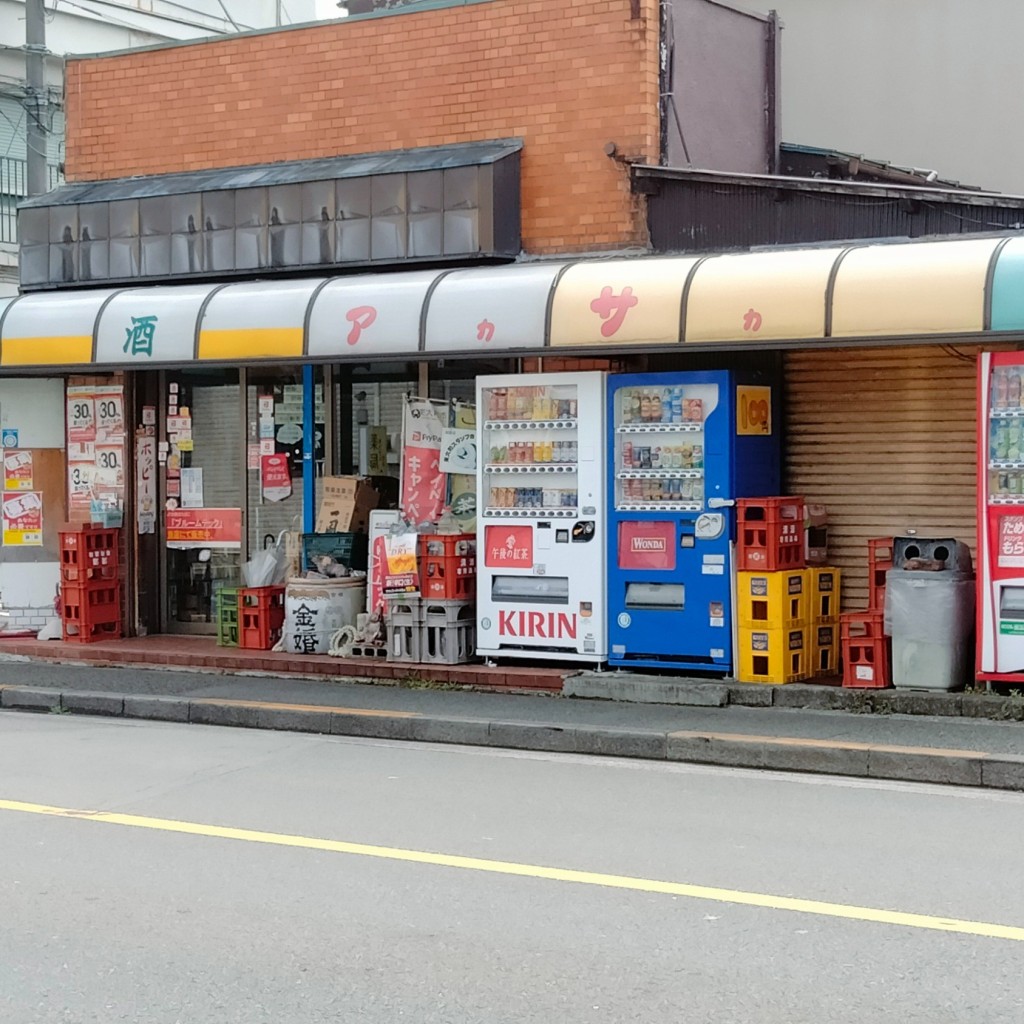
[607,370,780,673]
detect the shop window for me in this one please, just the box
[49,206,77,284]
[170,193,203,275]
[79,204,109,282]
[19,244,48,286]
[140,195,172,236]
[140,234,171,277]
[302,179,336,265]
[443,165,480,255]
[18,207,49,247]
[268,184,303,269]
[408,170,443,258]
[370,174,407,261]
[203,191,234,231]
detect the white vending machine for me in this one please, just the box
[476,371,607,663]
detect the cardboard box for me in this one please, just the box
[316,476,379,534]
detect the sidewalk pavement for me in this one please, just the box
[2,657,1023,792]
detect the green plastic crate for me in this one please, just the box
[215,587,240,648]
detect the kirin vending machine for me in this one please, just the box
[978,351,1024,682]
[607,370,779,673]
[476,371,606,663]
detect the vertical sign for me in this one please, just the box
[400,397,446,525]
[136,435,157,535]
[736,385,772,436]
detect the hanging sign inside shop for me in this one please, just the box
[3,450,33,491]
[382,532,420,596]
[439,428,477,474]
[2,491,43,546]
[368,426,389,476]
[736,385,772,436]
[136,435,157,536]
[400,397,446,524]
[260,453,293,502]
[165,507,242,549]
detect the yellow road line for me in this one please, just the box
[193,699,419,719]
[667,730,1015,761]
[2,797,1022,942]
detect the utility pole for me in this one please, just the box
[25,0,48,197]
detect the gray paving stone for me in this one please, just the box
[256,707,333,734]
[868,749,983,786]
[330,712,416,741]
[573,727,666,760]
[760,741,870,777]
[189,702,259,728]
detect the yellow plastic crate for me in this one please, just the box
[737,570,809,630]
[810,622,839,677]
[738,626,809,684]
[808,566,841,624]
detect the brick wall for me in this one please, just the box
[65,0,660,253]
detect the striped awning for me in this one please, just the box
[3,234,1024,370]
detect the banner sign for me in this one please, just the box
[165,507,242,549]
[400,397,446,524]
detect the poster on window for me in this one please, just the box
[382,532,421,596]
[400,397,446,525]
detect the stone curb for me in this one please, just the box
[2,684,1023,792]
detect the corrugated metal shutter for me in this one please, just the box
[785,344,980,609]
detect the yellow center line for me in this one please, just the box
[2,797,1022,943]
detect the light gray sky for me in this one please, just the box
[313,0,346,18]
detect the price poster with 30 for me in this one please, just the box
[67,385,126,514]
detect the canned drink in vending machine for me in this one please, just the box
[622,441,632,468]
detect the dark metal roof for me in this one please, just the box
[21,138,523,208]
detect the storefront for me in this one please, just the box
[3,233,1024,640]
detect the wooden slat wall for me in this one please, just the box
[784,345,980,609]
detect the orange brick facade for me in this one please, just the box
[65,0,661,254]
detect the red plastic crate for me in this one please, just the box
[840,609,891,688]
[867,537,894,612]
[239,586,286,650]
[60,525,120,581]
[60,582,121,625]
[62,619,122,644]
[419,534,477,601]
[736,497,806,571]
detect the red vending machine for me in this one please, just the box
[978,351,1024,682]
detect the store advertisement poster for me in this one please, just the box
[165,508,242,549]
[136,436,157,535]
[67,388,96,443]
[998,515,1024,568]
[94,388,126,440]
[400,397,446,524]
[382,532,420,596]
[2,491,43,546]
[260,453,292,502]
[3,450,33,491]
[448,402,477,531]
[484,525,533,568]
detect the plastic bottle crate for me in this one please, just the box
[867,538,893,612]
[60,525,119,582]
[419,534,477,600]
[419,600,476,665]
[737,570,809,630]
[384,597,423,663]
[239,586,285,650]
[811,623,839,677]
[60,582,121,626]
[215,588,240,648]
[737,626,809,684]
[840,609,890,689]
[62,618,122,644]
[301,532,369,572]
[736,497,806,571]
[808,567,841,623]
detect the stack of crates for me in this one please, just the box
[239,586,285,650]
[839,538,894,689]
[59,524,122,643]
[214,587,240,647]
[737,496,805,572]
[383,534,477,666]
[737,567,810,684]
[807,567,842,678]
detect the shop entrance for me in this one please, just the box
[160,369,243,635]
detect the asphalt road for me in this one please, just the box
[1,715,1023,1023]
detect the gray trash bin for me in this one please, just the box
[884,540,975,691]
